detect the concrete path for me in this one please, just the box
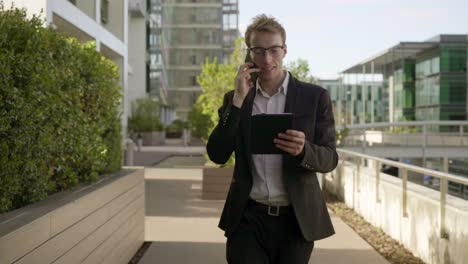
[139,145,205,154]
[139,168,389,264]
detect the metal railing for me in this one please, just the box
[338,121,468,162]
[339,121,468,148]
[337,148,468,239]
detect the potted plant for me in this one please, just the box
[128,97,165,146]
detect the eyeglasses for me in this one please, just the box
[248,45,284,56]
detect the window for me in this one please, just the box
[101,0,109,24]
[356,86,362,100]
[191,76,197,86]
[191,55,197,65]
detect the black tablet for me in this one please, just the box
[250,113,294,154]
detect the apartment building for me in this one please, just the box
[147,0,239,121]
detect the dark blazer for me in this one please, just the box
[206,73,338,241]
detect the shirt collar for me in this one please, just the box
[256,71,289,97]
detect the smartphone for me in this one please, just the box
[245,53,258,84]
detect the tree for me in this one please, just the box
[187,103,211,141]
[285,58,316,83]
[187,38,246,167]
[188,38,246,138]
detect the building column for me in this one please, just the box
[371,60,375,123]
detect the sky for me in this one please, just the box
[238,0,468,79]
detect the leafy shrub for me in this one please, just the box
[0,5,122,213]
[127,97,163,135]
[187,39,246,167]
[187,103,211,141]
[165,119,187,138]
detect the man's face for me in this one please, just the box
[250,31,287,81]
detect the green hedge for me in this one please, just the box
[0,6,122,213]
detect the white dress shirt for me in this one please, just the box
[249,71,290,206]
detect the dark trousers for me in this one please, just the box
[226,199,314,264]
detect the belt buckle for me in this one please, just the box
[268,205,280,216]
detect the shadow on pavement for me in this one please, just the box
[145,178,223,218]
[138,241,386,264]
[311,248,390,264]
[133,152,172,167]
[139,241,225,264]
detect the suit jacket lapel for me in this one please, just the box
[284,73,298,114]
[283,74,299,179]
[241,86,256,173]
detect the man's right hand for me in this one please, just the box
[233,63,260,108]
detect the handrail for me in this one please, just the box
[338,149,468,185]
[339,121,468,150]
[337,148,468,239]
[337,121,468,130]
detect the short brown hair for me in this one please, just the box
[244,14,286,48]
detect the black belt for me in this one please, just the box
[247,199,292,216]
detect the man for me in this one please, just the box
[207,14,338,264]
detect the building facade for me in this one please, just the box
[339,34,468,192]
[414,35,467,123]
[147,0,238,121]
[317,79,344,125]
[320,77,385,126]
[128,0,148,112]
[341,35,468,126]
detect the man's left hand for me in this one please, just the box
[274,130,305,156]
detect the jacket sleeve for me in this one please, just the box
[206,92,241,164]
[298,90,339,173]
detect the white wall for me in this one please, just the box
[75,0,95,20]
[127,11,147,112]
[325,161,468,264]
[103,0,124,41]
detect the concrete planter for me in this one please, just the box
[202,164,233,200]
[140,131,165,146]
[0,168,145,264]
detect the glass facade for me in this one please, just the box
[318,80,343,124]
[339,36,468,195]
[324,79,384,125]
[351,83,384,124]
[415,45,467,126]
[147,0,238,120]
[394,59,415,121]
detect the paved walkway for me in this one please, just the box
[139,168,389,264]
[139,145,206,154]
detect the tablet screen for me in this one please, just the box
[250,113,293,154]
